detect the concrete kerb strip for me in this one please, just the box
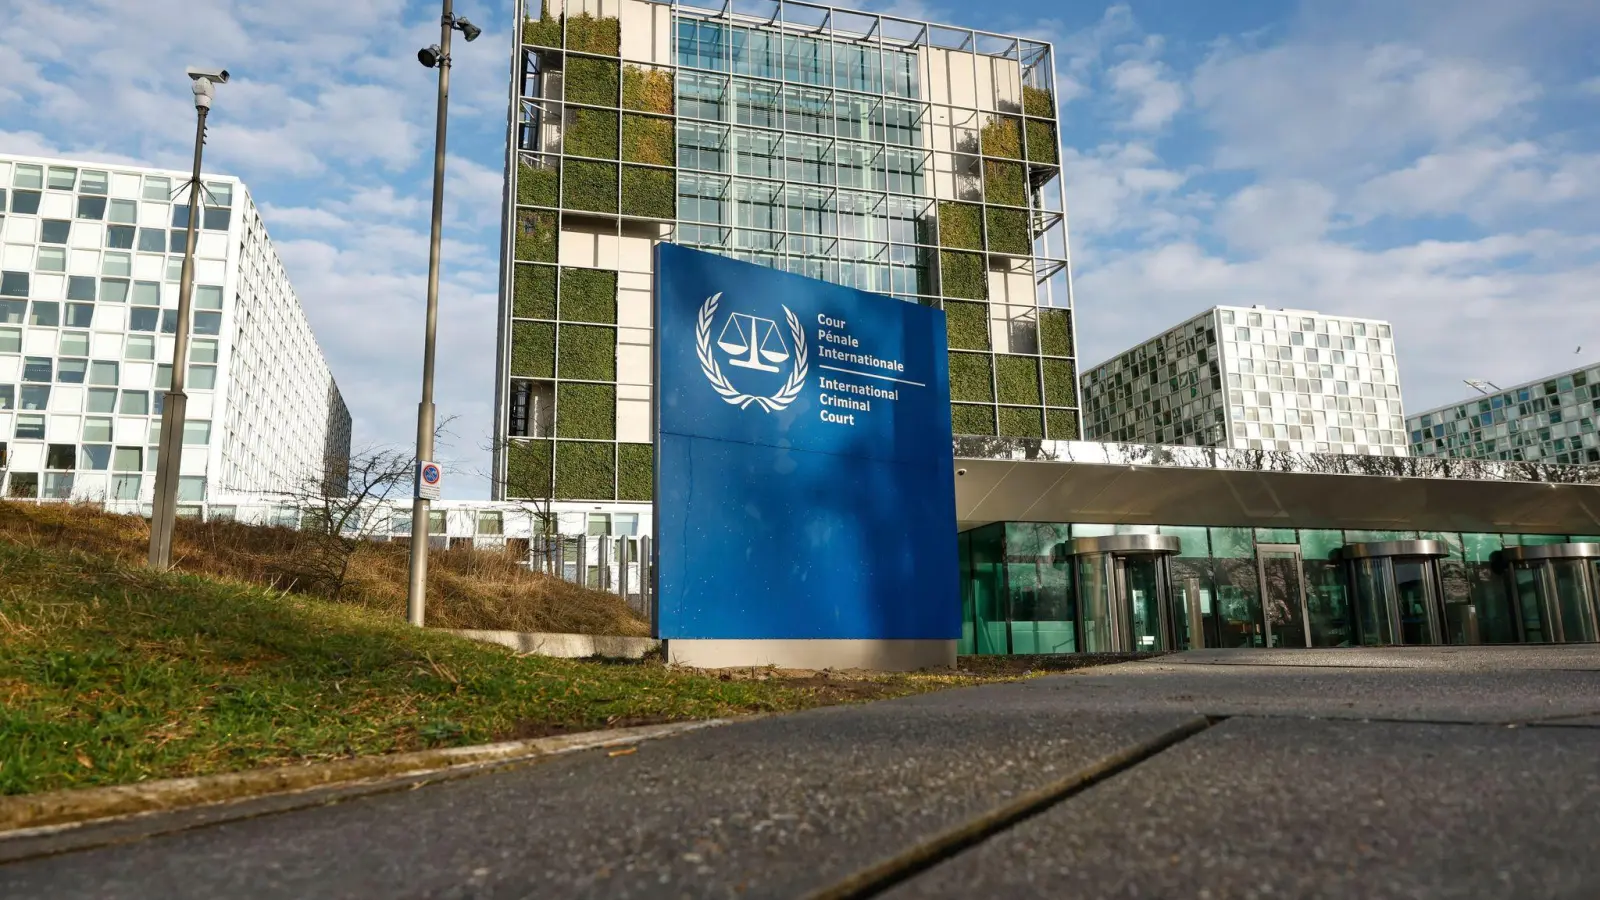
[441,629,660,659]
[0,719,727,842]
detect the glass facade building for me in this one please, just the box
[1080,306,1409,456]
[0,154,352,509]
[1408,362,1600,465]
[957,522,1596,655]
[951,439,1600,655]
[496,0,1077,507]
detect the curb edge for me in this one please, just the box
[0,719,727,839]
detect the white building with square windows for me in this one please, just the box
[0,153,351,508]
[1080,306,1410,456]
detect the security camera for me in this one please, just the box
[186,67,230,83]
[455,17,483,41]
[956,468,967,476]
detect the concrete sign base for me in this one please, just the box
[664,639,957,672]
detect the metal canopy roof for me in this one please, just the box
[952,440,1600,535]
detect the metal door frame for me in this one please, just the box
[1499,544,1600,644]
[1067,535,1183,653]
[1256,543,1311,648]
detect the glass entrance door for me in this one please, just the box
[1116,554,1168,653]
[1067,535,1183,653]
[1256,544,1309,648]
[1552,559,1598,643]
[1393,559,1443,645]
[1504,549,1600,644]
[1510,554,1600,637]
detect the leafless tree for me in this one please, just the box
[267,442,416,599]
[231,418,457,599]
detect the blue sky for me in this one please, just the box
[3,0,1598,497]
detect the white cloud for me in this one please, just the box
[1582,76,1600,95]
[1350,143,1600,225]
[445,155,507,231]
[1351,143,1536,221]
[1107,57,1184,130]
[1059,143,1196,251]
[0,130,147,167]
[1215,181,1339,255]
[1192,41,1540,174]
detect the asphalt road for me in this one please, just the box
[4,645,1600,899]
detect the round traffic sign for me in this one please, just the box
[422,464,441,485]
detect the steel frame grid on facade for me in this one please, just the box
[493,0,1079,499]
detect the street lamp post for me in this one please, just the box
[149,67,229,570]
[408,2,481,627]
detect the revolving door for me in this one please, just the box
[1068,535,1187,653]
[1339,541,1450,646]
[1500,543,1600,643]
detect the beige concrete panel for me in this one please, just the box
[31,273,63,300]
[990,56,1022,112]
[109,173,140,199]
[89,332,121,358]
[7,442,43,470]
[617,341,651,385]
[114,417,146,444]
[180,447,209,476]
[49,385,82,414]
[68,248,101,275]
[197,233,228,259]
[666,639,958,672]
[617,286,652,328]
[617,397,651,442]
[122,360,155,390]
[619,0,653,61]
[39,193,72,219]
[558,228,598,266]
[68,221,103,249]
[3,217,35,242]
[617,234,653,272]
[46,414,79,442]
[23,328,55,355]
[594,232,622,270]
[92,305,126,331]
[974,55,997,111]
[137,201,167,228]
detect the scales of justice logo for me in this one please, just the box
[696,292,808,412]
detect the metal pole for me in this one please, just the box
[407,0,454,627]
[149,106,208,569]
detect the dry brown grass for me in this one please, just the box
[0,501,648,636]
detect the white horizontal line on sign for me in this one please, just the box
[818,364,926,388]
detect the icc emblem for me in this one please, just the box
[696,292,808,412]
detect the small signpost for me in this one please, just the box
[415,460,442,501]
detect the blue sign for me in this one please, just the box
[653,243,958,640]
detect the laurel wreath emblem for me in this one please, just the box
[697,292,808,413]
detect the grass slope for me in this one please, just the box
[0,501,646,635]
[0,542,996,795]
